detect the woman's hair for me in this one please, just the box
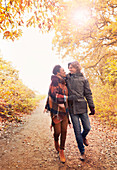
[70,61,81,73]
[52,65,61,75]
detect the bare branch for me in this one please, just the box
[103,40,117,46]
[85,55,108,69]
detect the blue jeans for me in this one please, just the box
[70,113,91,154]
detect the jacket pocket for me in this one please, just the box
[75,100,87,114]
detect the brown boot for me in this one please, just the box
[59,149,66,163]
[54,141,60,152]
[83,138,89,146]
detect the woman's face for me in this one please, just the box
[59,67,66,77]
[69,64,77,74]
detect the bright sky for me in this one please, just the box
[0,28,71,95]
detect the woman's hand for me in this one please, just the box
[68,123,72,128]
[50,124,53,131]
[43,108,48,113]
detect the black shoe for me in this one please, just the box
[80,153,85,161]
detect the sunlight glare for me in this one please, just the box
[72,8,91,26]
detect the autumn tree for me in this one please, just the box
[52,0,117,85]
[51,0,117,126]
[0,0,62,41]
[0,0,117,126]
[0,56,42,122]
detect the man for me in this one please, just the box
[66,61,95,161]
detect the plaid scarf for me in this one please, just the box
[45,75,69,120]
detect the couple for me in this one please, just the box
[44,61,95,163]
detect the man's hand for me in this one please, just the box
[89,106,95,115]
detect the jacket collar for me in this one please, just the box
[68,72,83,78]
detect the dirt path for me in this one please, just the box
[0,99,117,170]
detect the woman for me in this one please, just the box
[66,61,95,161]
[44,65,70,163]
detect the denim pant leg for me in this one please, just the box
[80,113,91,139]
[70,114,85,154]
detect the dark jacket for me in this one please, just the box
[66,72,95,114]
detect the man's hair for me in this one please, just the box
[70,61,81,73]
[52,65,61,75]
[68,62,72,68]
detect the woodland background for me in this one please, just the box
[0,0,117,128]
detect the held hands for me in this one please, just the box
[89,106,95,115]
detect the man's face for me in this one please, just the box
[69,65,77,74]
[59,67,66,77]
